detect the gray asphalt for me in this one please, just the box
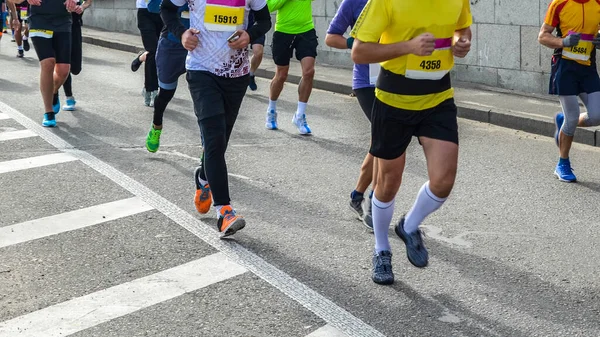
[1,37,600,337]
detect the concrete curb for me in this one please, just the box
[82,34,599,147]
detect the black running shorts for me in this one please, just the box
[31,30,71,63]
[271,29,318,66]
[370,98,459,160]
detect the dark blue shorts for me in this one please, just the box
[156,37,187,90]
[549,55,600,96]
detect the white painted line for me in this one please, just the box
[306,324,349,337]
[0,152,77,174]
[0,101,385,337]
[0,197,153,248]
[0,113,10,120]
[0,129,37,141]
[0,253,247,337]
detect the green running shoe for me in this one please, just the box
[146,126,162,153]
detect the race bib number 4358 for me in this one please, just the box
[405,37,453,80]
[204,0,245,32]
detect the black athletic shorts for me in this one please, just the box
[354,86,375,122]
[251,34,265,46]
[271,29,318,66]
[370,97,459,160]
[31,31,71,63]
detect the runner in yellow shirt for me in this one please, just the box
[351,0,472,285]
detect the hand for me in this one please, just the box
[562,33,581,47]
[453,36,471,58]
[28,0,41,6]
[409,33,436,56]
[182,28,200,51]
[228,30,250,50]
[74,5,84,14]
[64,0,78,12]
[12,19,20,31]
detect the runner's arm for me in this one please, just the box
[82,0,93,11]
[538,23,564,49]
[7,0,17,21]
[161,0,187,41]
[351,40,416,64]
[246,5,271,44]
[325,0,353,50]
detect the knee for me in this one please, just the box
[429,176,455,198]
[274,70,288,83]
[55,65,70,80]
[375,170,402,201]
[302,66,315,80]
[562,114,579,136]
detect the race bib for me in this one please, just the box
[181,11,190,19]
[369,63,380,86]
[562,32,594,62]
[204,0,245,32]
[19,7,27,19]
[29,29,54,38]
[405,38,453,80]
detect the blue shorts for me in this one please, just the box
[156,37,187,90]
[549,55,600,96]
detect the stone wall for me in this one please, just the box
[86,0,561,94]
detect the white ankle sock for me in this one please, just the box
[296,102,307,117]
[268,99,277,112]
[372,195,394,253]
[404,181,447,233]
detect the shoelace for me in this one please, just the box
[375,254,392,273]
[222,209,236,221]
[199,185,210,199]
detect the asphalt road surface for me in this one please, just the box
[1,37,600,337]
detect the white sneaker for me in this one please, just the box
[292,113,311,135]
[63,96,76,111]
[265,109,278,130]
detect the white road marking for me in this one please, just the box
[0,102,384,337]
[0,129,37,141]
[0,152,77,174]
[306,324,349,337]
[0,113,10,120]
[0,253,247,337]
[0,197,153,248]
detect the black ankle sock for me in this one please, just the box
[52,93,59,105]
[45,111,55,119]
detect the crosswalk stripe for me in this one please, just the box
[306,324,349,337]
[0,197,153,248]
[0,152,77,174]
[0,252,247,337]
[0,129,37,141]
[0,113,10,120]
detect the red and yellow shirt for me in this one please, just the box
[544,0,600,65]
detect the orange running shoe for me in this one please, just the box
[217,205,246,238]
[194,167,212,214]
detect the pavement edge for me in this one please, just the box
[82,34,599,147]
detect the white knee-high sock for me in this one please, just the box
[404,181,446,234]
[372,195,394,253]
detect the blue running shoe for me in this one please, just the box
[63,97,76,111]
[249,75,258,91]
[372,250,394,285]
[292,113,311,135]
[265,109,278,130]
[395,217,428,268]
[53,94,60,115]
[42,113,56,127]
[555,159,576,182]
[554,112,564,147]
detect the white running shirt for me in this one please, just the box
[169,0,267,77]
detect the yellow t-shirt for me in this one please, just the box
[351,0,472,111]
